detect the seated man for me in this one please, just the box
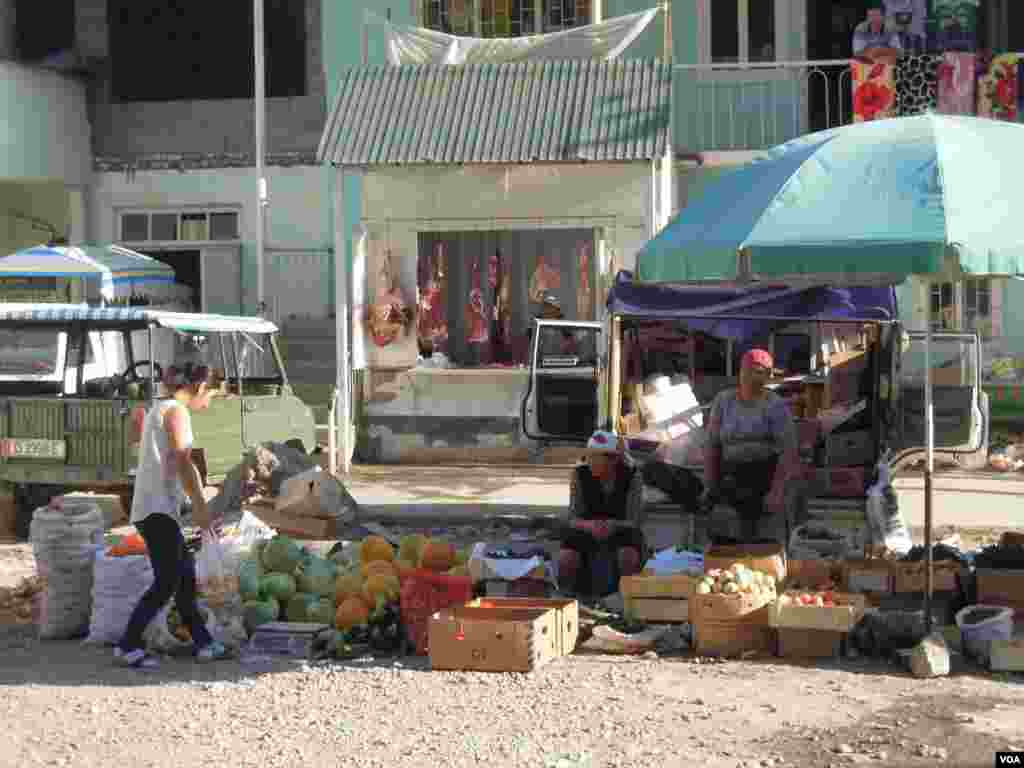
[560,431,646,596]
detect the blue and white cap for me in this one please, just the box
[585,430,621,454]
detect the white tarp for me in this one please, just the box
[366,8,660,66]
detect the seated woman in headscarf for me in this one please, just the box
[559,431,646,596]
[700,348,800,543]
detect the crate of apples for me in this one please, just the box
[695,563,777,598]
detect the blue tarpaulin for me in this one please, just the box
[605,271,898,343]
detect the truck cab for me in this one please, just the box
[0,304,317,538]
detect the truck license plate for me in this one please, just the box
[0,438,67,460]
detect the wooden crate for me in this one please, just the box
[777,628,845,659]
[843,559,893,596]
[428,606,560,673]
[892,560,961,594]
[976,569,1024,615]
[620,573,695,624]
[465,597,579,656]
[694,619,775,657]
[770,592,866,632]
[704,543,786,583]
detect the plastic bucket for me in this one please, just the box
[955,604,1014,664]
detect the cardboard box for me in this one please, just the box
[690,592,773,624]
[704,543,786,584]
[787,559,843,589]
[247,498,347,540]
[976,569,1024,614]
[428,606,560,673]
[770,592,866,632]
[892,560,961,594]
[844,559,893,596]
[465,597,579,656]
[777,627,844,659]
[620,573,696,624]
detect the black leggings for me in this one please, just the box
[720,457,779,542]
[119,513,213,652]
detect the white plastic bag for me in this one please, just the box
[865,462,912,556]
[236,509,276,550]
[196,530,238,607]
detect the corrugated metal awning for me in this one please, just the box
[317,59,671,167]
[0,303,279,334]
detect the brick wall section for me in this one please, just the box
[80,0,325,168]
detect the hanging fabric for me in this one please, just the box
[417,240,449,349]
[365,8,659,66]
[976,53,1020,121]
[576,241,592,320]
[895,54,942,117]
[489,248,505,350]
[465,253,489,345]
[528,253,561,304]
[851,61,897,122]
[936,52,976,115]
[368,249,409,348]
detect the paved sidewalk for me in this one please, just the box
[338,463,1024,531]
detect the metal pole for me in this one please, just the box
[254,0,267,315]
[334,174,351,475]
[924,321,934,635]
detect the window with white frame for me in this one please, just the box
[119,210,240,243]
[421,0,593,37]
[706,0,777,63]
[930,278,995,338]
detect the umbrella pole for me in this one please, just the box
[924,324,934,636]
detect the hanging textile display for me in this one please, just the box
[417,241,449,349]
[528,253,561,304]
[489,248,509,351]
[576,241,592,320]
[926,0,980,53]
[465,253,489,345]
[365,8,659,66]
[368,249,411,348]
[936,52,976,114]
[851,61,897,122]
[977,53,1020,121]
[895,53,942,116]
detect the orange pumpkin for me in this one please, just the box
[360,559,397,579]
[420,541,456,572]
[334,571,364,606]
[358,535,395,564]
[363,573,400,606]
[335,596,370,630]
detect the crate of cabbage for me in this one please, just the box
[240,532,472,658]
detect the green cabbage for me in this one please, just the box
[239,558,263,600]
[243,597,280,634]
[261,535,304,574]
[285,592,320,622]
[296,556,337,599]
[309,597,336,626]
[260,572,297,602]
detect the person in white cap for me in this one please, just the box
[559,430,646,596]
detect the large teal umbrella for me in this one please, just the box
[638,114,1024,284]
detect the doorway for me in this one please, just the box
[807,0,870,132]
[146,250,201,310]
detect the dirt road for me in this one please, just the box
[0,620,1020,768]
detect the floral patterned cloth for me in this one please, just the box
[936,52,977,114]
[895,54,942,117]
[851,61,897,122]
[977,53,1021,121]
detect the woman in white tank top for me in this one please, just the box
[116,362,228,668]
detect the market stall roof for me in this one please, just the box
[317,59,671,167]
[607,271,896,319]
[636,114,1024,284]
[0,245,174,283]
[0,303,279,334]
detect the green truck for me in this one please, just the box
[0,303,316,538]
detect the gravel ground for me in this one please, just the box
[0,620,1021,768]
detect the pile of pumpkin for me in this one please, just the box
[333,533,470,633]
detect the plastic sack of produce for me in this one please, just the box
[31,500,104,640]
[84,551,155,645]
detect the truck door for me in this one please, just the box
[891,330,987,466]
[521,320,602,443]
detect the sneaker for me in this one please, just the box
[113,647,160,670]
[194,640,230,662]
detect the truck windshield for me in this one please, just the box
[0,329,60,376]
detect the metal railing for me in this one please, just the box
[673,59,854,153]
